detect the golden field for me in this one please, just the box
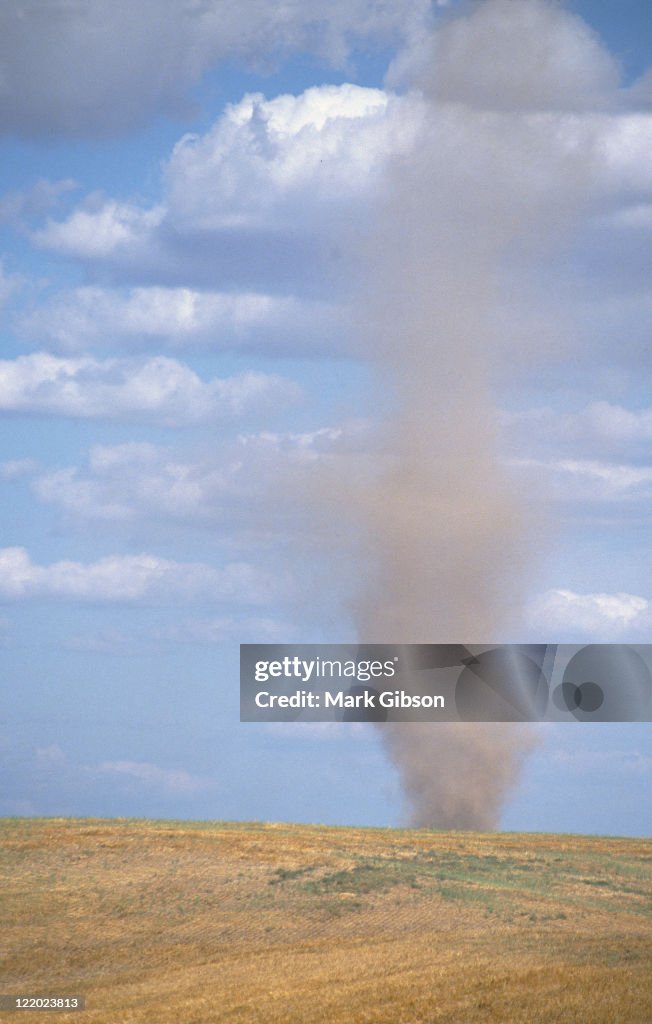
[1,818,651,1023]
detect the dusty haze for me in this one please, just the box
[354,0,613,828]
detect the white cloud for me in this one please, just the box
[0,458,38,480]
[33,441,246,523]
[419,0,620,112]
[548,458,652,492]
[510,456,652,506]
[1,739,220,814]
[19,285,347,356]
[0,259,23,309]
[505,402,652,451]
[529,588,652,637]
[163,85,416,233]
[24,70,652,366]
[499,399,652,519]
[30,426,364,527]
[24,52,652,347]
[93,759,213,795]
[32,199,164,259]
[30,85,424,296]
[0,547,275,605]
[239,424,360,458]
[577,402,652,442]
[0,178,78,226]
[0,352,297,424]
[595,114,652,195]
[0,0,432,137]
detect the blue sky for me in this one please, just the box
[1,0,651,835]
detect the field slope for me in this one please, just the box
[2,818,651,1023]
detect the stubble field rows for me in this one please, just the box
[1,818,651,1022]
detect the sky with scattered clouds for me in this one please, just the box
[1,0,651,834]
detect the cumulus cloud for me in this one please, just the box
[497,399,652,541]
[594,114,652,196]
[503,402,652,456]
[0,178,78,226]
[0,260,23,310]
[544,460,650,495]
[162,85,415,232]
[29,426,366,528]
[0,352,297,424]
[0,547,275,604]
[31,85,423,295]
[21,48,652,385]
[32,441,252,524]
[581,402,652,442]
[0,458,38,480]
[93,759,213,795]
[529,588,652,637]
[18,285,347,356]
[5,2,652,601]
[28,423,366,528]
[0,737,219,815]
[513,457,652,502]
[418,0,620,112]
[0,0,432,138]
[25,59,652,356]
[31,199,164,260]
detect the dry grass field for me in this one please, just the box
[1,818,651,1023]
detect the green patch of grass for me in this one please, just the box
[269,866,316,885]
[302,856,425,896]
